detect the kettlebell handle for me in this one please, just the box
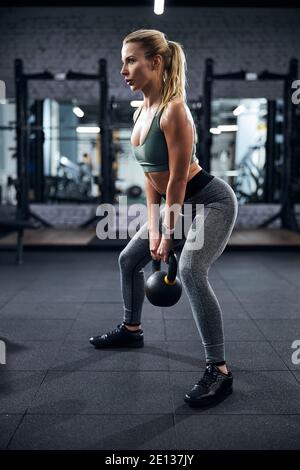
[152,249,178,284]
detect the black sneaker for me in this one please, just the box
[89,323,144,349]
[184,363,233,407]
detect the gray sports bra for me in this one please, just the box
[131,105,198,173]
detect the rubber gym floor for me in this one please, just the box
[0,248,300,450]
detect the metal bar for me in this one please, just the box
[265,100,276,203]
[15,58,29,219]
[258,71,287,81]
[99,58,114,204]
[213,71,246,80]
[34,100,45,202]
[16,229,23,265]
[25,71,54,80]
[66,71,100,80]
[281,58,300,231]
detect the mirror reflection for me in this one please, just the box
[0,97,280,206]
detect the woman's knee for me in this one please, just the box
[178,254,193,281]
[118,245,150,273]
[118,249,130,270]
[179,252,208,281]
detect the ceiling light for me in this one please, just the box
[76,126,100,134]
[154,0,164,15]
[73,106,84,118]
[130,100,144,108]
[233,105,246,116]
[218,125,238,132]
[210,128,221,135]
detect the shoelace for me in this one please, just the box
[102,323,124,338]
[197,365,218,388]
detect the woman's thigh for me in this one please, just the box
[179,200,237,275]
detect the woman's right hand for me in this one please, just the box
[149,231,162,261]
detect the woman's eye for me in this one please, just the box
[121,59,135,67]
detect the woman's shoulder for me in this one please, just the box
[160,99,193,129]
[163,97,186,111]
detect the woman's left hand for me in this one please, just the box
[156,236,173,263]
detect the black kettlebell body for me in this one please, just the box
[145,250,182,307]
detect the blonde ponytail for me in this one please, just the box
[160,40,187,113]
[123,29,188,114]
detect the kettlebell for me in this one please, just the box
[145,250,182,307]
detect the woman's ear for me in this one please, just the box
[153,54,162,70]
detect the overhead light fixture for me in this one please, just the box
[60,156,69,166]
[226,170,239,176]
[233,105,246,116]
[154,0,164,15]
[218,125,238,132]
[130,100,144,108]
[76,126,100,134]
[73,106,84,118]
[210,125,238,135]
[210,128,221,135]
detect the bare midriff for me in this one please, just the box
[145,161,202,196]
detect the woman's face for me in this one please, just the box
[120,42,161,92]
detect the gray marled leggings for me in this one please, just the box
[118,176,238,363]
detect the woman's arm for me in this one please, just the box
[160,101,194,231]
[144,175,162,236]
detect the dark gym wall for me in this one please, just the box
[0,7,299,102]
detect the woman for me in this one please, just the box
[90,29,238,407]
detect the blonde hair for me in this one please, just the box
[123,29,187,114]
